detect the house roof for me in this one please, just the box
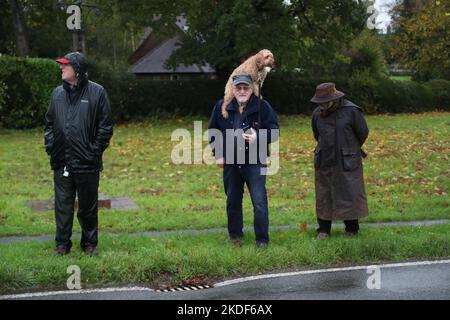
[130,16,215,75]
[131,36,215,74]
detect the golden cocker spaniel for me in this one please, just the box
[221,49,275,119]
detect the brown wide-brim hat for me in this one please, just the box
[310,82,345,104]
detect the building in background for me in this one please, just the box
[128,16,216,80]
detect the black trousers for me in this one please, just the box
[54,170,99,249]
[317,218,359,234]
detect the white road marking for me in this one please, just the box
[214,259,450,287]
[1,259,449,299]
[0,286,154,300]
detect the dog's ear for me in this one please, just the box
[256,53,264,70]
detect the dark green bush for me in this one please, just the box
[0,80,6,110]
[346,30,389,79]
[373,78,434,113]
[425,79,450,109]
[0,56,448,129]
[98,75,225,121]
[96,71,447,121]
[0,56,60,129]
[342,70,380,113]
[93,71,329,120]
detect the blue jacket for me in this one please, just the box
[208,94,279,165]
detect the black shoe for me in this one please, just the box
[54,245,70,257]
[83,246,98,256]
[256,242,268,249]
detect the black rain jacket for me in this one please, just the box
[44,57,113,173]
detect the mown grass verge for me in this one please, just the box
[1,223,449,294]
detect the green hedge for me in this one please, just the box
[336,72,439,114]
[0,56,60,129]
[426,79,450,109]
[101,75,226,121]
[99,73,449,120]
[97,73,327,120]
[1,56,449,129]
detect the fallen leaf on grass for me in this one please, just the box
[298,221,308,233]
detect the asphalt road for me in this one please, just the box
[2,259,449,300]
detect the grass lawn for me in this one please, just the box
[389,75,413,81]
[1,224,449,293]
[0,112,449,293]
[0,113,448,236]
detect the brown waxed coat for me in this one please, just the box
[311,99,369,221]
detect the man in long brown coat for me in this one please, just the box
[311,83,369,240]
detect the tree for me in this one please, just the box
[165,0,295,75]
[0,3,15,55]
[343,29,388,79]
[7,0,30,56]
[165,0,367,76]
[0,0,166,65]
[1,0,370,78]
[287,0,368,76]
[390,0,430,30]
[391,0,450,80]
[78,0,185,70]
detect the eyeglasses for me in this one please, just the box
[234,86,251,92]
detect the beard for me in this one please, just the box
[237,97,250,106]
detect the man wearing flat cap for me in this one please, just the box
[208,73,279,248]
[311,83,369,239]
[44,51,113,256]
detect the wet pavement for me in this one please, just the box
[2,259,449,300]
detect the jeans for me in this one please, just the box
[223,164,269,244]
[54,169,99,249]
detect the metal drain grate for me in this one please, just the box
[156,285,212,293]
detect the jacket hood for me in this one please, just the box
[61,52,88,84]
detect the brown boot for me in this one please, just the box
[83,246,99,256]
[228,238,242,247]
[344,231,358,237]
[317,232,329,240]
[232,239,242,247]
[54,245,70,257]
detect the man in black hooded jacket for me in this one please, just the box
[44,51,113,256]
